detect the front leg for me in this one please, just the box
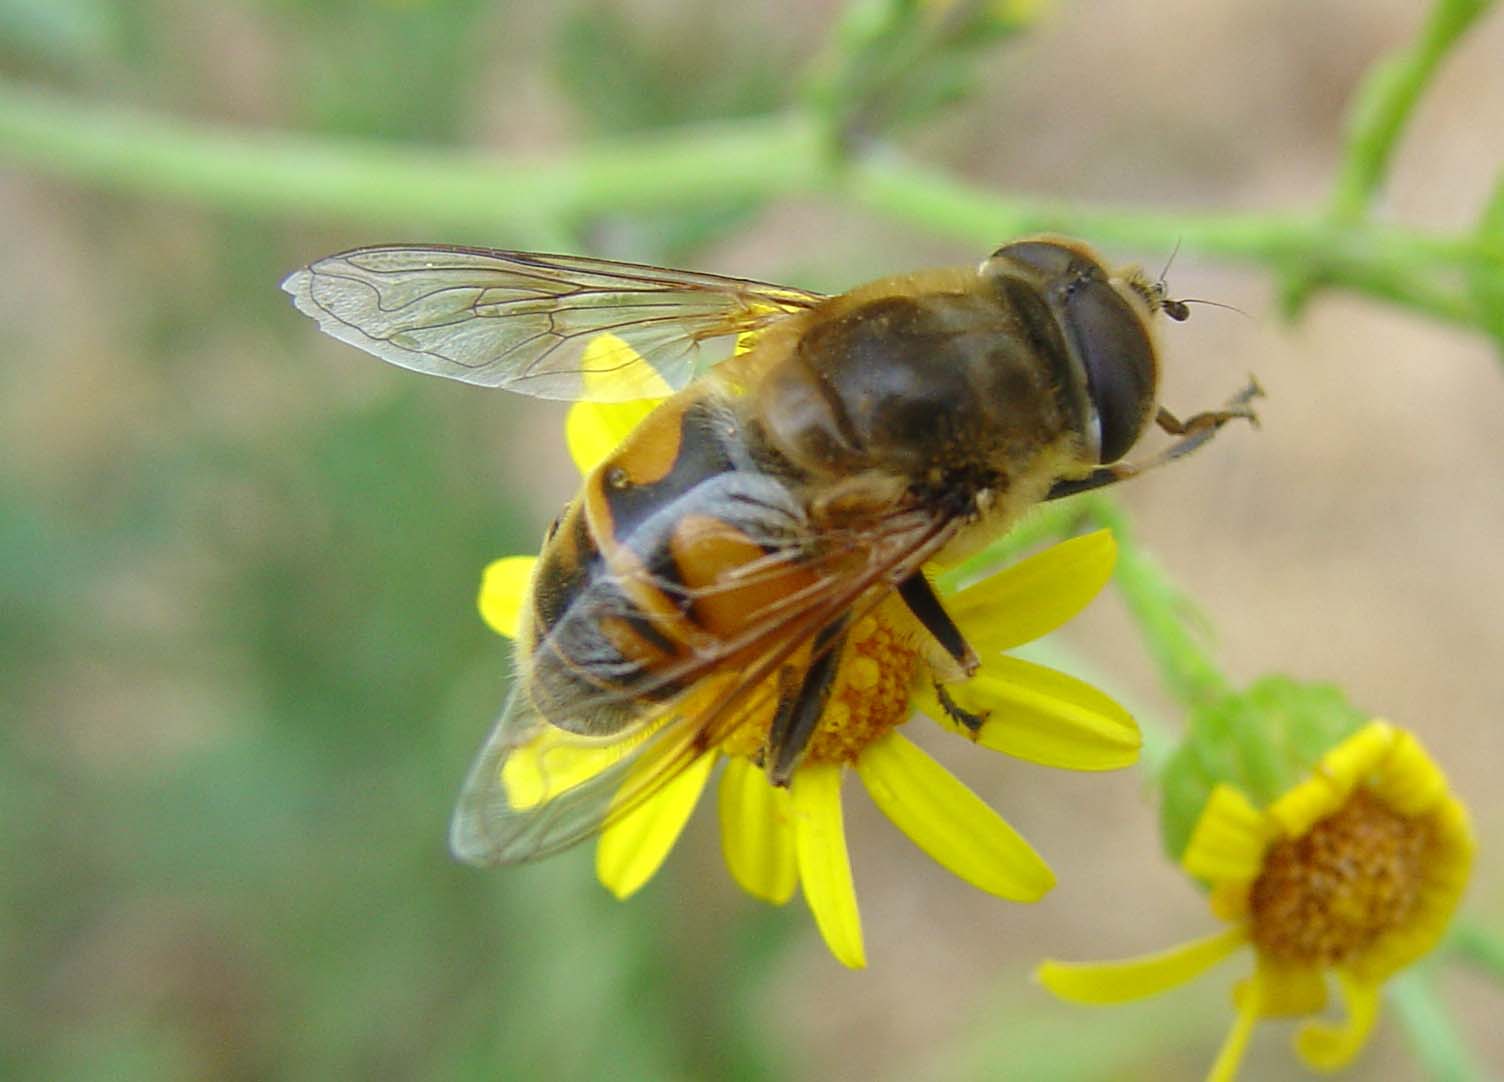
[1047,377,1263,501]
[897,573,979,677]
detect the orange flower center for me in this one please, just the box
[806,606,923,764]
[720,600,922,766]
[1248,788,1435,966]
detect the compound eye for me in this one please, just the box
[1064,280,1155,463]
[990,240,1091,280]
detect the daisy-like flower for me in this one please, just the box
[1037,720,1474,1079]
[476,339,1141,968]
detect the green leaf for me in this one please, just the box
[1158,677,1366,863]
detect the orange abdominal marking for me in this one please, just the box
[669,514,818,650]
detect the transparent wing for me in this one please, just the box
[282,245,825,401]
[449,507,962,865]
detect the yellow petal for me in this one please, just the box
[1422,799,1478,902]
[583,332,677,399]
[562,334,672,474]
[1244,958,1327,1017]
[1295,971,1380,1072]
[928,657,1140,770]
[1208,881,1252,923]
[478,555,537,639]
[1366,727,1447,817]
[1035,926,1247,1004]
[1267,722,1395,838]
[595,751,716,900]
[856,730,1054,901]
[792,763,866,969]
[944,530,1116,653]
[1208,973,1263,1082]
[566,398,661,477]
[1182,784,1273,883]
[1320,719,1396,785]
[718,756,797,905]
[1264,777,1343,842]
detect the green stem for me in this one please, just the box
[0,78,1497,330]
[1078,497,1232,711]
[1281,0,1497,316]
[1330,0,1497,220]
[0,79,824,240]
[1389,969,1484,1082]
[1471,178,1504,354]
[1479,178,1504,245]
[843,153,1485,326]
[1449,919,1504,984]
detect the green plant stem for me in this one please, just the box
[1,78,1498,330]
[1450,919,1504,983]
[1389,969,1484,1082]
[1077,497,1232,712]
[1330,0,1497,220]
[1472,179,1504,351]
[0,79,825,240]
[844,152,1486,326]
[1282,0,1496,316]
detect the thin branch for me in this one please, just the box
[841,152,1488,326]
[0,78,824,242]
[1389,969,1485,1082]
[1,78,1498,331]
[1471,178,1504,355]
[1330,0,1498,220]
[1281,0,1497,315]
[1449,919,1504,984]
[1075,496,1232,712]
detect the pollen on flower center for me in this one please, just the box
[805,606,922,765]
[717,600,922,767]
[1248,788,1435,966]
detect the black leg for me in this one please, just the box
[933,681,990,733]
[767,618,848,786]
[1047,377,1263,501]
[897,573,979,677]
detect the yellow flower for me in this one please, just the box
[1037,720,1474,1079]
[476,336,1139,968]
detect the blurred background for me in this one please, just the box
[3,1,1502,1079]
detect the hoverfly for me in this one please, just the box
[283,237,1257,864]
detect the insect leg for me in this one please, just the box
[1155,375,1263,439]
[933,681,990,733]
[897,573,979,677]
[1046,377,1263,501]
[767,618,849,787]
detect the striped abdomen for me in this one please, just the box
[522,389,814,737]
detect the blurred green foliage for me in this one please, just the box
[0,3,812,1078]
[0,275,795,1078]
